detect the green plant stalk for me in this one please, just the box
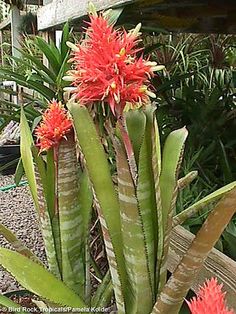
[152,187,236,314]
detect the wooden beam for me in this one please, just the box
[168,225,236,308]
[37,0,135,30]
[10,6,21,58]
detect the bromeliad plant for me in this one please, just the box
[0,7,236,314]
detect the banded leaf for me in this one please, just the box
[68,102,126,313]
[151,112,163,293]
[136,106,158,298]
[57,131,85,295]
[114,136,153,314]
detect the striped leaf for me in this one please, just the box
[177,171,198,191]
[34,168,61,278]
[78,171,93,303]
[114,137,153,314]
[45,148,62,275]
[68,102,126,313]
[151,112,163,293]
[57,131,85,295]
[136,106,158,298]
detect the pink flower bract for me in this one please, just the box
[35,100,72,152]
[187,278,235,314]
[70,15,155,116]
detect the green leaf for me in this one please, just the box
[151,112,163,293]
[0,224,39,263]
[10,56,55,86]
[173,181,236,226]
[78,171,93,239]
[0,70,54,100]
[45,148,56,220]
[60,22,70,62]
[14,158,24,186]
[104,7,124,25]
[0,248,86,308]
[14,47,57,82]
[20,107,39,212]
[158,127,188,289]
[35,37,61,75]
[92,271,112,307]
[160,127,188,229]
[0,294,24,314]
[125,109,146,164]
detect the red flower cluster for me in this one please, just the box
[187,278,235,314]
[35,100,72,152]
[68,15,159,116]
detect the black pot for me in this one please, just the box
[0,144,20,155]
[0,145,20,175]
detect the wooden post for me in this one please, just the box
[10,6,21,58]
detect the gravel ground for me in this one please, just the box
[0,174,46,293]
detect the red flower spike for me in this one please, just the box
[35,100,72,152]
[187,278,235,314]
[69,15,157,116]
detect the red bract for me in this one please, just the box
[187,278,235,314]
[35,100,72,152]
[69,15,156,116]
